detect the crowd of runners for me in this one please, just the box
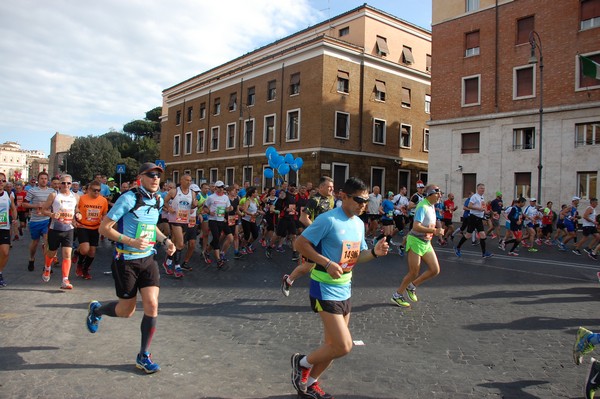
[1,166,599,398]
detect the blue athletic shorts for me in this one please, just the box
[29,220,50,240]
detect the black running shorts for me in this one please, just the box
[112,255,160,299]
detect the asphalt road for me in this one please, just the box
[1,232,599,398]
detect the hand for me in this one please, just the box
[374,237,389,257]
[434,227,445,237]
[326,261,343,279]
[165,240,176,256]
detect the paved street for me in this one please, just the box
[1,233,599,398]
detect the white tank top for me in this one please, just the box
[583,206,597,227]
[50,191,77,231]
[168,187,193,224]
[0,191,11,230]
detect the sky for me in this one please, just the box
[0,0,431,157]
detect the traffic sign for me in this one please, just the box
[116,164,126,174]
[155,160,166,170]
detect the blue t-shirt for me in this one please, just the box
[100,183,110,197]
[462,198,470,218]
[107,188,163,260]
[303,207,368,301]
[381,199,394,221]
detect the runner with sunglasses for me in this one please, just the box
[75,180,108,279]
[391,184,445,308]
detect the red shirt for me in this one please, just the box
[443,199,455,220]
[15,191,27,212]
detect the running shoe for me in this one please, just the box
[574,327,595,365]
[454,247,461,258]
[508,251,519,256]
[482,252,493,258]
[260,238,267,247]
[60,279,73,290]
[281,274,292,297]
[217,259,225,269]
[0,275,6,287]
[391,293,410,307]
[471,241,479,246]
[585,357,600,399]
[584,248,592,256]
[544,239,553,245]
[276,246,285,253]
[181,262,192,271]
[28,260,34,272]
[558,243,568,251]
[535,238,543,246]
[240,247,248,255]
[42,267,51,282]
[174,266,184,278]
[499,241,506,251]
[291,353,310,393]
[162,260,174,275]
[13,235,19,241]
[521,241,530,248]
[590,252,598,261]
[406,286,418,302]
[398,246,405,257]
[203,251,213,264]
[528,248,538,253]
[136,352,161,374]
[265,246,272,259]
[83,271,92,280]
[301,381,333,399]
[76,264,84,277]
[234,251,243,259]
[292,251,300,261]
[246,245,254,254]
[573,249,583,256]
[491,233,498,239]
[86,301,102,333]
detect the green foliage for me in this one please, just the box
[146,107,162,122]
[123,107,162,139]
[66,136,122,183]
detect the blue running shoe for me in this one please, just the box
[86,301,102,333]
[482,252,493,259]
[454,247,461,258]
[136,352,161,374]
[574,327,595,365]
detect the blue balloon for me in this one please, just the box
[295,157,304,169]
[277,155,285,166]
[284,153,294,164]
[271,155,283,168]
[265,146,277,158]
[289,161,299,172]
[263,168,274,179]
[278,163,290,175]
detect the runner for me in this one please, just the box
[454,183,493,258]
[0,172,19,287]
[572,327,600,398]
[203,180,232,269]
[290,177,389,398]
[14,181,28,240]
[23,171,54,271]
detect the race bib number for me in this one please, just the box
[228,215,237,226]
[339,240,360,272]
[16,197,23,207]
[86,208,101,223]
[216,206,226,217]
[0,211,8,228]
[135,223,157,244]
[59,210,74,224]
[250,214,256,223]
[176,209,190,223]
[288,204,296,215]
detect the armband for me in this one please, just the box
[371,248,378,258]
[162,237,170,246]
[118,234,123,243]
[324,260,332,270]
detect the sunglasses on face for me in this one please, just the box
[61,182,72,185]
[91,188,101,193]
[144,172,162,179]
[351,195,369,204]
[426,188,441,196]
[0,180,6,183]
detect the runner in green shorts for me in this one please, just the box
[392,184,445,308]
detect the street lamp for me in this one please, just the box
[239,104,252,184]
[528,30,543,202]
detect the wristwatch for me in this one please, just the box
[162,237,170,245]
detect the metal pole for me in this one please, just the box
[529,31,543,202]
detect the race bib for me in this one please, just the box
[176,209,190,223]
[59,210,74,224]
[339,240,360,272]
[0,211,8,228]
[216,206,226,217]
[135,223,157,244]
[228,215,237,226]
[288,204,296,215]
[86,208,101,222]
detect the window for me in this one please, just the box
[402,87,411,108]
[515,172,531,199]
[423,129,430,152]
[196,169,205,184]
[461,132,480,154]
[332,163,350,190]
[172,170,180,185]
[376,36,389,56]
[402,46,414,64]
[516,16,534,45]
[398,170,410,193]
[225,167,235,186]
[581,0,600,30]
[286,109,300,141]
[339,26,349,37]
[173,135,181,156]
[373,119,386,144]
[462,173,477,199]
[200,103,206,119]
[187,107,193,122]
[374,80,386,102]
[213,97,221,115]
[371,167,385,193]
[465,30,480,57]
[226,123,236,150]
[184,132,192,154]
[264,114,276,144]
[335,112,350,139]
[514,65,535,99]
[575,121,600,146]
[244,119,255,147]
[337,71,349,93]
[267,80,276,101]
[290,73,300,95]
[425,94,431,114]
[243,166,253,185]
[210,168,218,184]
[210,127,219,151]
[400,124,412,148]
[419,172,428,185]
[426,54,432,73]
[176,110,181,125]
[228,93,237,112]
[578,52,600,89]
[462,75,481,106]
[247,86,255,106]
[466,0,479,12]
[578,171,598,200]
[197,129,205,153]
[513,127,535,150]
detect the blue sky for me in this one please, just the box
[0,0,431,156]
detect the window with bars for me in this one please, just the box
[465,30,480,57]
[575,122,600,147]
[337,71,349,93]
[513,127,535,150]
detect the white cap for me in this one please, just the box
[572,196,581,201]
[214,180,225,188]
[190,184,200,192]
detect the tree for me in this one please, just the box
[123,107,162,139]
[66,136,121,183]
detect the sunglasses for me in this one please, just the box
[144,172,162,179]
[351,195,369,204]
[426,188,441,196]
[61,182,72,185]
[0,179,5,183]
[91,188,101,193]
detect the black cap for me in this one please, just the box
[138,162,164,175]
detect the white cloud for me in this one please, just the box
[0,0,320,140]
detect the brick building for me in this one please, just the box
[49,132,75,177]
[429,0,600,209]
[160,4,431,192]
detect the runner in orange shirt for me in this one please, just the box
[76,180,108,279]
